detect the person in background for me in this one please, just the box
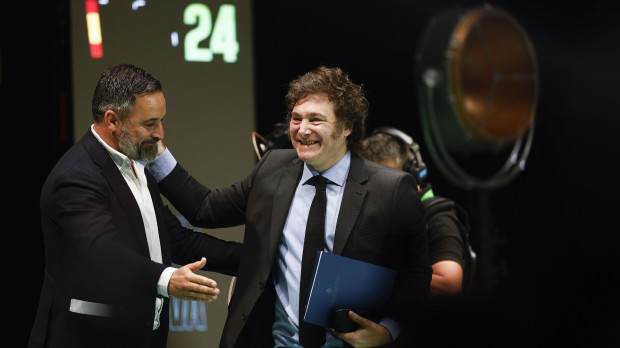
[360,127,472,295]
[148,66,431,347]
[29,64,241,348]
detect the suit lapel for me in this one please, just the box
[333,153,368,255]
[83,130,151,257]
[269,157,304,259]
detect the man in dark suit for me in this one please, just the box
[29,64,241,348]
[149,66,431,347]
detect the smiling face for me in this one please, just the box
[289,93,351,173]
[116,91,166,162]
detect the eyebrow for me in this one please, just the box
[291,111,326,118]
[141,117,163,125]
[144,116,163,122]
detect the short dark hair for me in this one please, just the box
[91,64,162,122]
[360,132,409,168]
[285,66,368,153]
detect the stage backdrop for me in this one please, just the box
[70,1,255,346]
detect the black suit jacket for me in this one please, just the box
[29,130,241,348]
[159,149,431,348]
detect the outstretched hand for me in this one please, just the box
[332,310,393,348]
[168,257,220,302]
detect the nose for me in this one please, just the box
[298,119,311,136]
[153,122,164,140]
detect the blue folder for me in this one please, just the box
[303,251,397,327]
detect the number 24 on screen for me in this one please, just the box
[184,3,239,63]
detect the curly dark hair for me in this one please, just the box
[91,64,162,122]
[285,66,368,153]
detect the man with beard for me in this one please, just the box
[29,64,241,348]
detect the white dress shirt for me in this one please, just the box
[91,125,175,330]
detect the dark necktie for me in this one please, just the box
[299,175,328,348]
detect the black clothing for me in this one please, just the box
[425,199,465,266]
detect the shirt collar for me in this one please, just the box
[302,150,351,187]
[90,124,133,169]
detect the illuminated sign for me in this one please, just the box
[82,1,240,62]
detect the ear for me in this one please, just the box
[343,127,352,137]
[103,110,121,132]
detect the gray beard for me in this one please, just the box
[118,127,158,163]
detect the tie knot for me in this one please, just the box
[308,175,327,192]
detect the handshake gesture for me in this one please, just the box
[168,257,220,302]
[154,143,219,302]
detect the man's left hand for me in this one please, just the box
[332,311,393,348]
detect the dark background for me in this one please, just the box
[5,0,619,346]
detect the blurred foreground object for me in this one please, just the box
[416,4,538,191]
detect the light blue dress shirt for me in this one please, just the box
[272,151,351,348]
